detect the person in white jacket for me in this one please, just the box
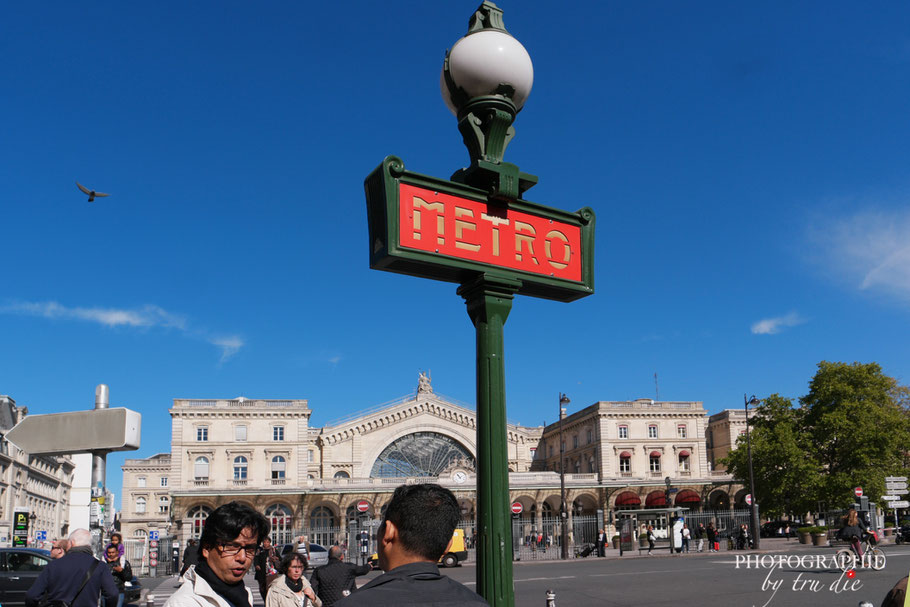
[165,502,270,607]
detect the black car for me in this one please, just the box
[760,521,797,538]
[0,547,52,607]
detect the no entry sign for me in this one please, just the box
[510,502,523,514]
[745,494,752,506]
[356,500,370,513]
[854,487,863,497]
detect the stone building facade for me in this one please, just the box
[0,395,75,546]
[120,378,746,546]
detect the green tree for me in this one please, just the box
[800,361,910,506]
[723,394,821,517]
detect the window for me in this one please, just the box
[273,426,285,441]
[619,455,631,473]
[310,506,337,547]
[194,457,209,479]
[308,449,314,463]
[266,503,293,545]
[158,496,170,514]
[529,447,537,459]
[197,426,208,441]
[618,425,628,439]
[572,435,578,449]
[586,429,592,444]
[160,477,168,487]
[189,505,212,539]
[235,426,248,442]
[271,455,286,479]
[133,529,148,538]
[334,470,350,479]
[649,454,661,472]
[574,459,581,473]
[137,476,146,488]
[233,456,248,480]
[549,446,554,457]
[679,453,690,471]
[648,425,658,438]
[135,496,146,514]
[677,424,687,438]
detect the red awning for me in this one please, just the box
[675,489,701,504]
[645,492,668,507]
[619,451,632,458]
[678,450,690,457]
[649,451,662,457]
[615,491,641,506]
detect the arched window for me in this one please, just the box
[234,456,248,480]
[370,432,474,477]
[310,506,337,547]
[158,496,170,514]
[188,505,212,539]
[135,496,146,514]
[133,529,147,538]
[194,457,209,479]
[334,471,350,479]
[265,504,293,545]
[271,456,286,480]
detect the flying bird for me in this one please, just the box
[76,181,109,202]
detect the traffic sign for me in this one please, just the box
[150,558,158,566]
[890,501,910,509]
[882,495,899,501]
[886,482,908,491]
[4,408,141,455]
[745,494,752,506]
[854,487,863,497]
[887,489,909,495]
[885,476,908,482]
[149,530,159,540]
[510,502,523,515]
[150,540,158,548]
[356,500,370,513]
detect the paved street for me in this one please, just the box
[139,539,910,607]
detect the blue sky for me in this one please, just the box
[3,2,909,507]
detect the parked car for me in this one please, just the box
[760,521,797,538]
[280,541,330,568]
[0,547,51,607]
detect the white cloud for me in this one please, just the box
[807,207,910,301]
[0,299,240,362]
[751,312,806,335]
[327,356,342,365]
[210,336,244,363]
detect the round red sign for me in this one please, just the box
[854,487,863,497]
[511,502,523,514]
[745,494,752,506]
[357,500,370,513]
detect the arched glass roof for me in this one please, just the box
[370,432,474,478]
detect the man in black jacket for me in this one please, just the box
[26,528,119,607]
[336,484,487,607]
[310,546,372,606]
[105,544,133,607]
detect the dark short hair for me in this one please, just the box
[382,484,459,561]
[278,551,305,574]
[110,533,122,542]
[199,502,270,552]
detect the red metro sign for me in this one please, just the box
[398,183,582,282]
[365,156,595,303]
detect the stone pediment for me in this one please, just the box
[319,394,477,446]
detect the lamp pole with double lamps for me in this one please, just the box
[744,394,761,549]
[558,393,570,559]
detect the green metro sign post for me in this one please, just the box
[365,3,594,606]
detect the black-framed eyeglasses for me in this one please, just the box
[218,542,259,557]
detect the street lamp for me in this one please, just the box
[744,394,761,549]
[441,1,536,200]
[558,393,570,559]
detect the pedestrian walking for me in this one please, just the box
[25,528,118,607]
[646,525,655,556]
[682,524,690,553]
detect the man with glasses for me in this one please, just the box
[166,501,270,607]
[49,538,69,559]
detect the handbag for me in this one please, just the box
[38,560,100,607]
